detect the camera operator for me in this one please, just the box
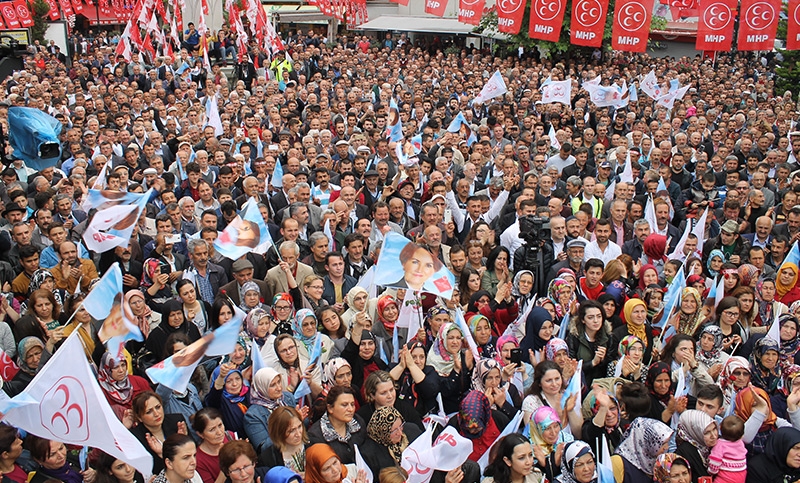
[512,213,554,297]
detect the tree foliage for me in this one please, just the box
[28,0,51,44]
[776,50,800,94]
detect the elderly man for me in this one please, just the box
[264,240,314,301]
[186,238,228,304]
[220,258,270,307]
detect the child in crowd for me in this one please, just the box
[708,415,747,483]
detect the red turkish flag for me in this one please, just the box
[496,0,525,33]
[0,3,20,28]
[570,0,608,46]
[459,0,484,24]
[788,0,800,49]
[424,0,447,17]
[528,0,566,41]
[738,0,779,50]
[12,0,32,27]
[695,0,737,51]
[611,0,652,52]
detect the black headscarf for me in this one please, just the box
[520,307,553,357]
[467,290,492,313]
[748,427,800,483]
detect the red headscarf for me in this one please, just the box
[638,264,659,292]
[643,234,667,263]
[377,294,399,331]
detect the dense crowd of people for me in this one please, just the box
[2,20,800,483]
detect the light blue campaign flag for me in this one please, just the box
[82,188,151,212]
[83,189,154,253]
[294,334,323,401]
[88,264,144,358]
[251,337,265,375]
[392,324,399,364]
[385,98,403,143]
[447,112,477,146]
[214,199,274,260]
[373,232,456,299]
[378,338,389,365]
[561,360,583,417]
[629,83,638,102]
[653,266,685,329]
[670,79,680,92]
[657,176,668,193]
[272,160,284,188]
[147,310,244,392]
[410,134,423,154]
[779,241,800,274]
[558,310,571,340]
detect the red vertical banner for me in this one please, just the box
[12,0,32,27]
[788,0,800,49]
[695,0,736,50]
[496,0,525,33]
[528,0,566,41]
[70,0,83,13]
[737,0,780,50]
[58,0,72,15]
[570,0,608,46]
[611,0,652,52]
[424,0,447,16]
[44,0,59,19]
[389,0,409,6]
[459,0,484,24]
[0,13,6,28]
[0,3,20,27]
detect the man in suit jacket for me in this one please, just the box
[741,215,773,250]
[264,240,314,302]
[220,258,270,307]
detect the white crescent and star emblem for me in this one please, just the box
[619,1,647,32]
[703,2,732,29]
[576,0,602,27]
[744,1,775,30]
[536,0,562,20]
[497,0,522,13]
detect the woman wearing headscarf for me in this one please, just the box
[340,287,375,330]
[270,293,297,336]
[243,367,297,452]
[531,405,573,482]
[778,263,800,306]
[370,295,406,357]
[310,358,363,424]
[598,293,624,330]
[471,358,520,419]
[668,287,705,337]
[548,278,576,320]
[495,334,534,391]
[427,323,473,413]
[674,410,717,483]
[145,299,202,360]
[412,306,452,351]
[390,340,441,418]
[124,290,161,345]
[520,307,554,365]
[98,351,152,423]
[755,278,789,333]
[452,390,509,463]
[643,234,667,275]
[646,361,686,424]
[361,406,416,475]
[746,427,800,483]
[750,337,782,394]
[468,314,498,359]
[612,418,673,483]
[292,309,333,365]
[581,387,623,456]
[555,441,598,483]
[637,264,661,297]
[776,314,800,368]
[205,363,251,435]
[719,356,751,410]
[512,270,536,315]
[653,454,692,483]
[643,285,664,321]
[245,308,273,352]
[606,335,646,383]
[735,385,799,455]
[706,250,725,280]
[304,443,367,483]
[696,325,729,381]
[612,299,656,365]
[20,269,66,316]
[773,364,800,419]
[467,287,519,338]
[4,336,44,397]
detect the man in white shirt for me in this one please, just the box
[583,218,621,266]
[500,198,537,266]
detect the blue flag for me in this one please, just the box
[558,311,571,340]
[147,310,244,392]
[653,266,685,329]
[214,199,274,260]
[392,324,399,364]
[251,337,265,375]
[7,107,62,171]
[272,160,284,188]
[780,241,800,274]
[385,99,403,142]
[561,360,583,411]
[447,112,477,146]
[378,338,389,365]
[89,264,144,357]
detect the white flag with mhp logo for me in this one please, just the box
[540,79,572,105]
[0,334,153,477]
[473,70,507,105]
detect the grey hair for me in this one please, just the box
[633,218,650,229]
[280,240,300,256]
[567,176,582,187]
[187,238,208,253]
[309,231,329,246]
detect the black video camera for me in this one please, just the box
[519,215,550,247]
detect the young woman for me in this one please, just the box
[370,295,403,357]
[458,267,482,309]
[715,297,745,354]
[258,407,308,475]
[193,408,234,483]
[520,307,554,365]
[521,360,581,434]
[482,433,539,483]
[390,341,440,417]
[89,449,144,483]
[210,298,235,331]
[566,300,612,386]
[129,391,189,474]
[156,434,202,483]
[481,246,512,297]
[13,289,61,345]
[606,335,646,383]
[661,334,714,397]
[176,279,211,334]
[731,286,758,336]
[356,370,423,431]
[530,405,573,482]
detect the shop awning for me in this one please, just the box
[264,5,329,24]
[79,9,125,25]
[355,15,476,34]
